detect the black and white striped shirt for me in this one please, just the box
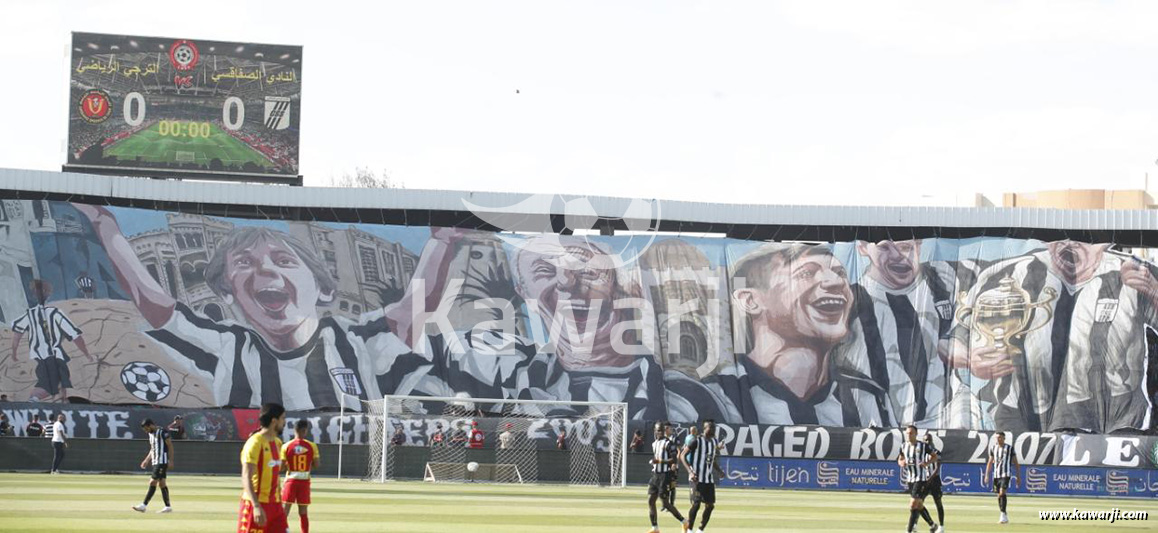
[839,264,958,428]
[899,440,933,483]
[149,428,171,465]
[651,436,678,474]
[684,435,720,484]
[147,304,437,411]
[958,251,1158,433]
[11,305,82,361]
[990,442,1014,479]
[925,444,942,481]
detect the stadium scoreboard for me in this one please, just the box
[64,32,303,185]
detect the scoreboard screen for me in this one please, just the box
[64,32,302,184]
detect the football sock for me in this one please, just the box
[143,485,156,505]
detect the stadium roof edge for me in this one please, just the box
[3,168,1158,244]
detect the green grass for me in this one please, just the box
[0,473,1154,532]
[104,121,272,168]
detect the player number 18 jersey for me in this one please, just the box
[281,438,319,481]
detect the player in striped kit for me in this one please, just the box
[984,431,1019,524]
[896,425,937,533]
[131,418,174,514]
[679,420,723,533]
[9,279,93,403]
[77,204,459,412]
[947,241,1158,433]
[921,433,946,532]
[646,421,687,533]
[836,240,971,428]
[282,419,320,533]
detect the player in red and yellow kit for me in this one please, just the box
[281,420,321,533]
[238,403,288,533]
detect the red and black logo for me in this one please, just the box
[77,89,112,124]
[169,39,200,71]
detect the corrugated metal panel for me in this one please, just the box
[4,167,1158,231]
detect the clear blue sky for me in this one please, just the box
[4,1,1158,207]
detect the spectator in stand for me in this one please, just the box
[166,415,186,440]
[557,428,568,451]
[630,430,645,452]
[26,414,45,437]
[391,423,405,446]
[451,426,468,448]
[431,423,446,448]
[467,421,485,449]
[498,423,514,450]
[0,413,10,436]
[1,394,9,402]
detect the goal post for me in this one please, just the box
[338,394,628,487]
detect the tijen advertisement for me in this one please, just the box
[1,199,1157,437]
[64,32,301,182]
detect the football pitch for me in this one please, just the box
[0,473,1154,532]
[103,121,273,168]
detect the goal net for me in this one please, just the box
[339,394,627,487]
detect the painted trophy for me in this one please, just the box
[956,275,1056,358]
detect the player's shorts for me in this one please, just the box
[907,481,930,499]
[282,479,311,505]
[648,471,677,497]
[691,482,716,505]
[151,464,168,480]
[993,476,1011,492]
[925,475,942,497]
[34,358,71,395]
[238,499,288,533]
[648,472,667,495]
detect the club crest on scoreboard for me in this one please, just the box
[77,89,112,124]
[169,39,200,71]
[264,96,291,130]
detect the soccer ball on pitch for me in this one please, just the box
[467,462,480,473]
[120,362,172,402]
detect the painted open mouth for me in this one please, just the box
[1057,248,1080,269]
[810,296,848,317]
[253,288,290,314]
[563,300,593,323]
[887,262,914,276]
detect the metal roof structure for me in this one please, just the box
[3,167,1158,245]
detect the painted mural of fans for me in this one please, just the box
[8,280,93,402]
[946,240,1158,433]
[75,271,96,299]
[74,203,459,412]
[400,234,728,422]
[712,243,870,426]
[833,239,969,428]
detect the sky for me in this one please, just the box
[3,1,1158,207]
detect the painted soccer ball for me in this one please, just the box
[120,362,172,402]
[467,461,480,473]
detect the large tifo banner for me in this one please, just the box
[64,32,301,182]
[4,402,1157,470]
[716,457,1158,498]
[1,200,1157,435]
